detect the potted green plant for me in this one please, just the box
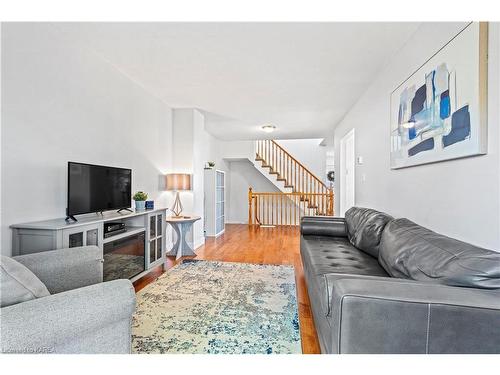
[133,191,148,211]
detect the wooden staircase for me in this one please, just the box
[249,140,334,226]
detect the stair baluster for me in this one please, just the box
[250,140,334,225]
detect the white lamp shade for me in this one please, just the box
[165,173,192,191]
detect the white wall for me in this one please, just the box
[334,22,500,250]
[1,23,173,256]
[325,145,335,188]
[275,139,327,183]
[217,140,255,161]
[226,159,280,224]
[0,25,3,253]
[171,108,228,247]
[193,109,230,245]
[193,110,208,247]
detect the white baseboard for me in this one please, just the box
[194,237,205,250]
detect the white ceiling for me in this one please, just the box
[54,22,421,141]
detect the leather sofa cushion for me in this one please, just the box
[301,235,388,277]
[1,255,50,307]
[345,207,393,258]
[319,272,391,317]
[301,235,389,316]
[379,218,500,289]
[302,262,334,353]
[301,216,347,237]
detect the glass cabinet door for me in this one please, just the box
[157,215,163,236]
[215,170,225,235]
[156,238,162,260]
[150,216,156,239]
[63,224,102,249]
[86,228,99,246]
[147,212,165,265]
[69,232,83,248]
[150,239,156,264]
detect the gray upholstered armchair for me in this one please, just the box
[1,246,136,354]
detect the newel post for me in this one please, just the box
[328,188,334,216]
[248,187,253,225]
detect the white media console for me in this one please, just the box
[11,207,168,282]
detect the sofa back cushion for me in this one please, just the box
[379,218,500,289]
[300,216,347,237]
[345,207,393,257]
[1,255,50,307]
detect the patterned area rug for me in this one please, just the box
[132,260,301,354]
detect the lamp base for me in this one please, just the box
[171,191,183,217]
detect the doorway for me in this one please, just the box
[340,129,355,216]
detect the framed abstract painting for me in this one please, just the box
[390,22,488,169]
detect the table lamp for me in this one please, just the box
[165,173,192,217]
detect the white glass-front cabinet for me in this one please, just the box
[147,211,165,267]
[204,169,225,237]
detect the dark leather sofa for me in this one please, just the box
[300,207,500,354]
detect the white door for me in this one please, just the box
[340,129,355,216]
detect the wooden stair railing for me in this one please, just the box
[248,188,334,226]
[250,140,334,226]
[256,140,329,192]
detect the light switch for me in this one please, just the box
[357,156,363,165]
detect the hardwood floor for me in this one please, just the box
[133,224,321,354]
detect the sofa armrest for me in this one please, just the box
[13,246,103,294]
[300,216,347,237]
[329,277,500,353]
[0,279,135,354]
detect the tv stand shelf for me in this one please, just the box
[11,207,168,283]
[12,208,166,231]
[102,226,145,244]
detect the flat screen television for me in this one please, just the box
[67,162,132,219]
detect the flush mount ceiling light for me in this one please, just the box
[261,125,276,133]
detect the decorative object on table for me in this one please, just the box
[327,170,335,189]
[390,22,488,169]
[132,259,301,354]
[204,161,216,169]
[165,216,201,259]
[145,200,154,210]
[165,173,192,217]
[133,191,148,211]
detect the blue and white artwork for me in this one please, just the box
[390,23,487,169]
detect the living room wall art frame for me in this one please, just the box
[390,22,488,169]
